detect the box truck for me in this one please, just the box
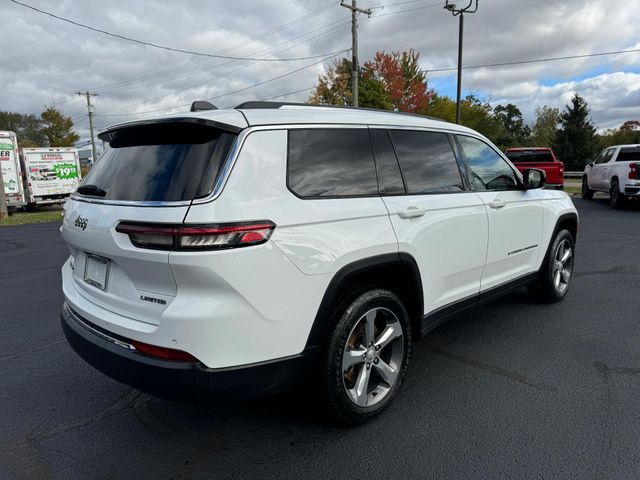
[0,131,26,213]
[21,147,82,207]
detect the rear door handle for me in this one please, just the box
[488,199,506,209]
[398,207,426,219]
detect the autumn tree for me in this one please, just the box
[40,106,79,147]
[530,106,560,147]
[309,50,430,113]
[555,94,597,170]
[362,49,430,113]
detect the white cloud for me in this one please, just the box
[2,0,640,143]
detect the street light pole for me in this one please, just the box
[444,1,479,124]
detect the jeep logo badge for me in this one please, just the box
[74,215,88,231]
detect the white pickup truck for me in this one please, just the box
[582,144,640,208]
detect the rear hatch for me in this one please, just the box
[61,119,240,325]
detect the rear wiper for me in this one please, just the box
[77,184,107,197]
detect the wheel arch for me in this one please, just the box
[555,212,578,244]
[539,212,578,273]
[304,253,423,349]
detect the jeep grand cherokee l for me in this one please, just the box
[60,102,578,424]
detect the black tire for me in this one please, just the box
[529,229,575,303]
[581,176,594,200]
[323,289,411,425]
[610,178,626,209]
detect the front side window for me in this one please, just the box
[595,149,614,164]
[288,129,378,198]
[389,130,464,194]
[457,135,519,191]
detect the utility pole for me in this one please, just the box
[76,91,99,163]
[444,1,479,124]
[341,1,371,107]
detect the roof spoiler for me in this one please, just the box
[190,101,218,112]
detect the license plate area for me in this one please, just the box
[83,254,110,291]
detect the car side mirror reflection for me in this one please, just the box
[523,168,546,189]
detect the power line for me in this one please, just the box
[370,0,443,9]
[9,0,345,62]
[367,2,444,18]
[427,47,640,73]
[102,20,351,112]
[257,86,317,102]
[96,51,345,118]
[87,1,340,92]
[99,18,351,101]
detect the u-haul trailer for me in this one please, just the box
[21,147,82,207]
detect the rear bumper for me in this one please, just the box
[61,303,315,399]
[31,196,68,205]
[623,186,640,197]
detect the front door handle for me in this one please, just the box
[488,198,506,209]
[398,207,426,219]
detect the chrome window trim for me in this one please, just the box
[192,123,370,205]
[69,195,193,207]
[70,122,481,207]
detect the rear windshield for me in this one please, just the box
[505,151,554,163]
[616,147,640,162]
[82,122,237,202]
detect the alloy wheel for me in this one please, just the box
[342,307,404,407]
[552,239,573,294]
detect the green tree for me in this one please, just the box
[308,58,353,106]
[0,111,47,146]
[493,103,531,148]
[530,106,560,147]
[429,94,502,141]
[596,120,640,150]
[554,94,597,170]
[40,106,79,147]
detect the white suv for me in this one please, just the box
[60,102,578,424]
[582,144,640,208]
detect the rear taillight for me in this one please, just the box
[629,163,638,180]
[115,221,276,251]
[130,340,199,362]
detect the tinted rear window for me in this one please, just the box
[287,129,378,197]
[82,122,236,202]
[616,147,640,162]
[389,130,463,194]
[505,151,554,163]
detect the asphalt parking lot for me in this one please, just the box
[1,197,639,480]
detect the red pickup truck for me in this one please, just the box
[504,147,564,189]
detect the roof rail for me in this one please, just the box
[190,100,218,112]
[233,101,445,122]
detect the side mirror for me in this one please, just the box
[523,168,546,189]
[587,161,594,167]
